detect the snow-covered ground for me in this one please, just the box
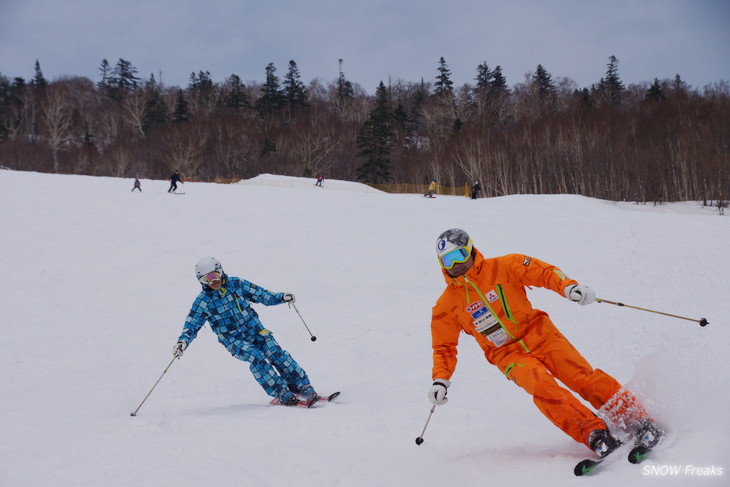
[1,170,727,486]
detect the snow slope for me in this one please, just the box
[0,170,727,487]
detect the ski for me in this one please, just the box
[628,423,664,464]
[269,392,340,408]
[317,391,341,403]
[574,458,604,476]
[573,450,619,476]
[628,445,653,464]
[269,396,319,408]
[574,422,665,475]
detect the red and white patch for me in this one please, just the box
[486,290,499,303]
[466,301,484,313]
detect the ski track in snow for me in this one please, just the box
[1,170,727,486]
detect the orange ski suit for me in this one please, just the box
[431,249,629,448]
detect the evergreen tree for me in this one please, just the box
[393,103,410,127]
[355,81,394,183]
[475,62,492,93]
[82,120,94,145]
[283,60,308,107]
[574,87,594,108]
[672,74,688,93]
[256,63,284,113]
[30,60,47,89]
[223,74,250,110]
[336,59,354,101]
[111,58,140,93]
[142,74,168,133]
[188,70,214,107]
[0,74,11,141]
[533,64,555,98]
[2,77,27,139]
[434,57,454,96]
[259,135,277,157]
[599,55,624,105]
[490,65,508,93]
[392,102,418,149]
[645,78,666,102]
[172,89,191,122]
[334,59,355,116]
[97,59,112,96]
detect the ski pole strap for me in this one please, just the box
[596,298,708,326]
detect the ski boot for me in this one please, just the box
[278,390,300,406]
[633,419,664,449]
[588,428,621,458]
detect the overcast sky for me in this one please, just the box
[2,0,729,94]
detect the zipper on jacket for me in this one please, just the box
[496,284,516,323]
[220,286,243,314]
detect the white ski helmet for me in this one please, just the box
[195,256,223,281]
[436,228,473,268]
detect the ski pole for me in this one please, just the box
[415,405,436,445]
[596,298,709,327]
[289,302,317,341]
[130,356,176,417]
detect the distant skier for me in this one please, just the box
[424,179,437,198]
[470,180,480,199]
[132,178,142,192]
[315,175,324,187]
[172,257,319,406]
[168,170,183,193]
[427,228,662,459]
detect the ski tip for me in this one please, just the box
[574,459,602,476]
[628,446,651,464]
[327,391,341,401]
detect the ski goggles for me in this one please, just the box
[439,247,471,269]
[198,270,223,285]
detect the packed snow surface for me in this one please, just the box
[1,170,727,486]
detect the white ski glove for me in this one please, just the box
[282,293,295,303]
[173,341,187,359]
[564,284,596,306]
[428,379,451,405]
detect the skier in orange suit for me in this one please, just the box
[427,228,662,458]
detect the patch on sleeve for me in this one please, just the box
[523,256,531,266]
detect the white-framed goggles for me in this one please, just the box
[198,270,223,285]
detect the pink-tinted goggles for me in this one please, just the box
[198,270,222,284]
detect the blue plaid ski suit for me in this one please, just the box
[178,275,311,398]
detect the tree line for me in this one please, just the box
[0,55,728,204]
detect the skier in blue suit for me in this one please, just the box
[173,256,318,405]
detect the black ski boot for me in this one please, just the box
[633,419,664,449]
[588,429,621,458]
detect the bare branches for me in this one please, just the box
[0,62,727,206]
